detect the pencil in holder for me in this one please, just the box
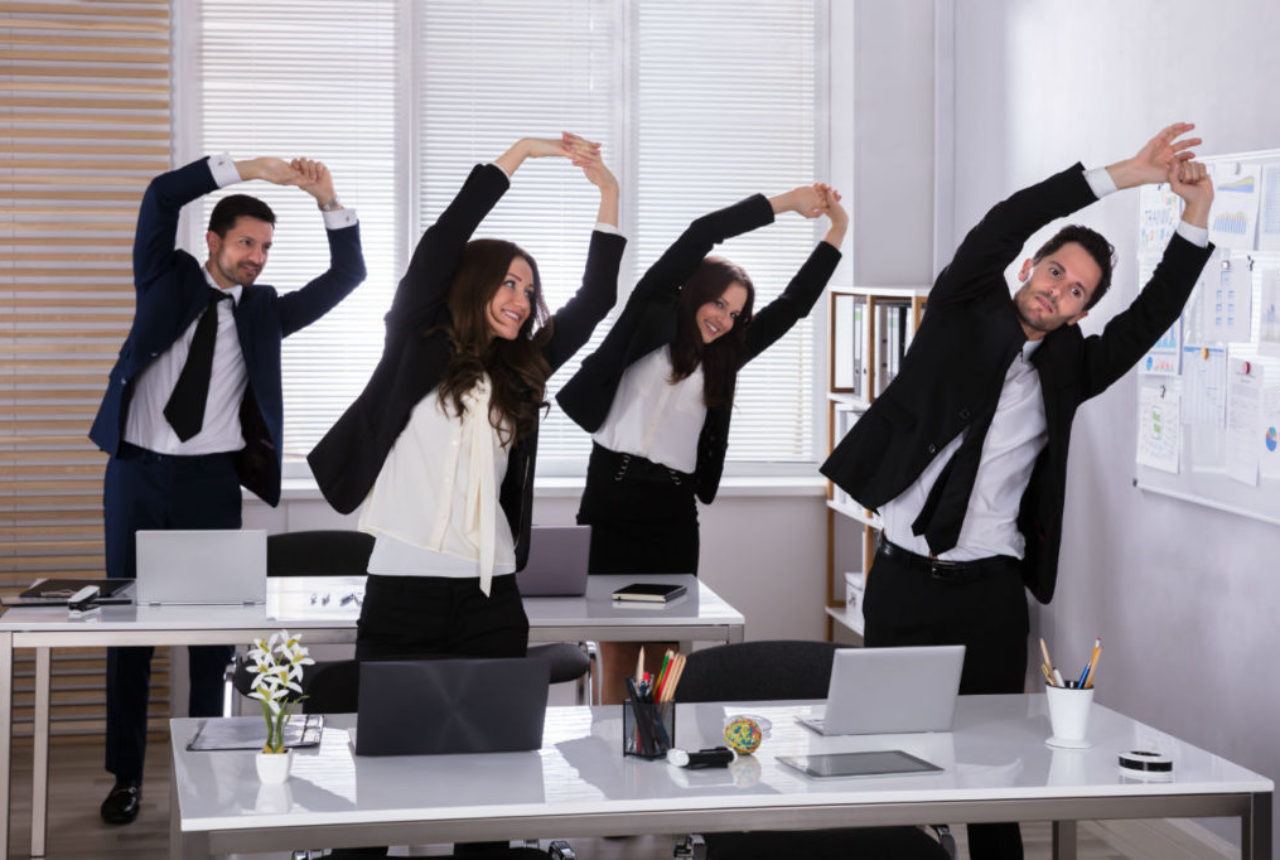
[622,697,675,759]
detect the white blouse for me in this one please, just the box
[592,345,706,474]
[359,377,515,596]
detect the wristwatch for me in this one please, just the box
[318,197,342,212]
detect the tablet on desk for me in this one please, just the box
[612,582,687,603]
[777,750,941,779]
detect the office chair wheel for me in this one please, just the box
[548,839,576,859]
[673,833,707,860]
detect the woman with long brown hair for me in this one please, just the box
[309,133,623,661]
[557,182,847,699]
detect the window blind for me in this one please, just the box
[192,0,822,473]
[0,0,173,736]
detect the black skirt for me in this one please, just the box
[577,443,699,575]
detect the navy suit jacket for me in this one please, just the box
[822,164,1212,603]
[89,156,367,506]
[556,194,841,503]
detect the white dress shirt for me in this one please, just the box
[880,166,1209,560]
[592,346,706,473]
[123,153,358,455]
[360,378,516,596]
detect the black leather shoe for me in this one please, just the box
[100,779,141,825]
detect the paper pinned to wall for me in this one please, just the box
[1261,384,1280,480]
[1201,255,1253,344]
[1136,378,1181,473]
[1258,163,1280,252]
[1208,163,1262,250]
[1225,360,1262,486]
[1260,267,1280,357]
[1184,345,1228,427]
[1139,183,1183,256]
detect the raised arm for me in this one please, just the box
[132,158,224,292]
[1078,158,1214,398]
[543,141,626,372]
[276,159,367,337]
[745,184,846,361]
[1103,122,1201,191]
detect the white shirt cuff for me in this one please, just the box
[1175,220,1209,248]
[594,221,623,237]
[208,153,242,188]
[1084,166,1118,199]
[489,160,512,178]
[322,208,358,230]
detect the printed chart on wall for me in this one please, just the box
[1135,148,1280,525]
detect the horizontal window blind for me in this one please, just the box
[636,0,819,464]
[192,0,822,473]
[0,0,173,737]
[419,0,618,467]
[196,0,401,462]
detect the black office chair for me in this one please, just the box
[224,530,375,716]
[672,640,955,860]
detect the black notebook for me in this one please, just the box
[611,582,687,603]
[2,578,135,607]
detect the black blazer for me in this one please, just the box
[308,163,625,569]
[556,194,841,503]
[822,163,1213,604]
[89,156,367,506]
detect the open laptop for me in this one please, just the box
[514,525,591,596]
[355,657,550,756]
[134,529,267,606]
[799,645,966,735]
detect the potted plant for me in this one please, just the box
[246,629,314,783]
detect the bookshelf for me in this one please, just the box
[825,286,929,642]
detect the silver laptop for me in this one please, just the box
[135,529,267,606]
[799,645,966,735]
[514,525,591,596]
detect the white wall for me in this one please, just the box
[943,0,1280,850]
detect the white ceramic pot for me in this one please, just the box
[254,748,293,784]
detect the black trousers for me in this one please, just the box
[863,541,1029,860]
[355,572,529,661]
[103,443,239,781]
[577,443,699,574]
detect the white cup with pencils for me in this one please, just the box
[1040,637,1100,749]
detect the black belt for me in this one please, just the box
[117,441,236,464]
[591,444,693,486]
[876,538,1016,582]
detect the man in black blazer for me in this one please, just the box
[822,124,1214,859]
[88,154,366,824]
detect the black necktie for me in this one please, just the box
[164,289,232,441]
[911,401,999,556]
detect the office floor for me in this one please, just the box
[4,737,1235,859]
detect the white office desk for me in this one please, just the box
[168,694,1272,860]
[0,573,743,857]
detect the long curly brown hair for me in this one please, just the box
[670,256,755,408]
[436,239,553,446]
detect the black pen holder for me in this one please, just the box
[622,697,675,759]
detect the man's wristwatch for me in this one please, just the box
[318,197,342,212]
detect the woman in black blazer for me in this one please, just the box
[309,134,624,662]
[556,183,847,696]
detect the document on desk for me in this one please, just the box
[186,714,324,751]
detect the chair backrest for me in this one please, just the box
[300,659,361,714]
[674,640,843,703]
[266,530,374,577]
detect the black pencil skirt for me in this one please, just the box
[576,443,700,575]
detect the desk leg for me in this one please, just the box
[1051,820,1077,860]
[30,647,50,857]
[1243,792,1273,860]
[0,632,12,857]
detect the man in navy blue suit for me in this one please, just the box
[89,154,366,824]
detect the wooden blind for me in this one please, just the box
[0,0,172,737]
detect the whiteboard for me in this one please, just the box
[1133,148,1280,526]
